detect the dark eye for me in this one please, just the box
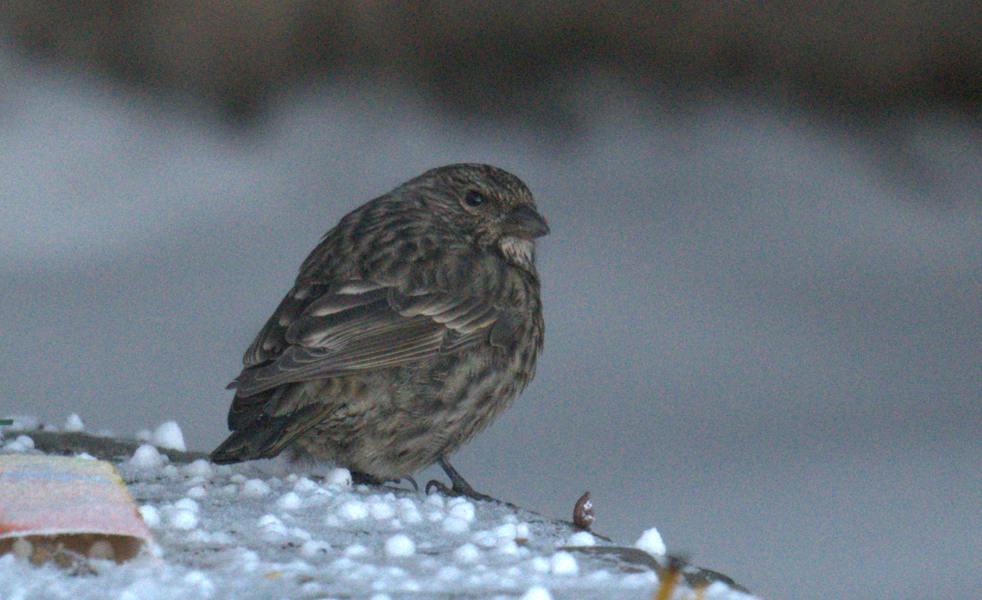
[463,191,485,208]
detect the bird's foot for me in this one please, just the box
[424,457,498,504]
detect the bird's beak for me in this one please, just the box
[502,205,550,239]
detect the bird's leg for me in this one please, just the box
[425,457,497,503]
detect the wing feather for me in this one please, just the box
[231,281,498,397]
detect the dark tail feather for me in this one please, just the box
[211,418,291,464]
[211,407,327,464]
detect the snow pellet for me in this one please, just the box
[442,516,470,534]
[325,468,352,489]
[447,499,476,521]
[241,479,272,497]
[453,543,481,564]
[184,459,213,478]
[550,551,579,575]
[566,531,596,546]
[384,534,415,557]
[129,444,165,469]
[369,501,396,520]
[337,500,369,521]
[276,492,303,510]
[634,526,666,556]
[152,421,186,451]
[63,413,85,432]
[293,477,320,494]
[168,508,198,530]
[521,585,553,600]
[139,505,161,527]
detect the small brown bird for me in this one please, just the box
[211,164,548,497]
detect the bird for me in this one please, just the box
[211,163,548,498]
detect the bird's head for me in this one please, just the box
[409,163,549,270]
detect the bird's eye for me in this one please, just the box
[463,191,485,208]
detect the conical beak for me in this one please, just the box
[502,204,550,239]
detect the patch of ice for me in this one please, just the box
[63,413,85,432]
[635,526,666,556]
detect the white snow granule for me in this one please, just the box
[634,526,666,556]
[186,485,206,499]
[343,543,371,558]
[425,494,445,508]
[129,444,165,468]
[442,516,470,534]
[550,551,579,575]
[63,413,85,432]
[471,530,497,548]
[447,498,476,521]
[151,421,186,451]
[167,506,199,530]
[300,540,331,557]
[184,458,213,477]
[138,504,161,527]
[530,556,551,573]
[174,498,199,512]
[276,491,304,510]
[384,534,416,557]
[325,467,352,489]
[493,522,517,540]
[453,543,481,564]
[241,478,273,497]
[182,571,216,597]
[368,500,397,520]
[337,500,370,521]
[566,531,596,546]
[521,585,553,600]
[3,435,35,452]
[293,477,320,494]
[397,499,423,525]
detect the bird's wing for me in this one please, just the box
[230,281,500,397]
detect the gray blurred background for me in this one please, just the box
[2,2,982,599]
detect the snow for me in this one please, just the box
[151,421,187,452]
[0,417,757,600]
[635,527,667,556]
[63,413,86,432]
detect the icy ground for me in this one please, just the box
[1,416,755,600]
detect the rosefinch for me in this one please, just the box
[211,163,548,497]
